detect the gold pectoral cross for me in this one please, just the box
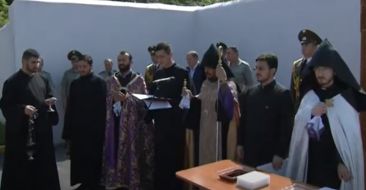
[324,99,334,107]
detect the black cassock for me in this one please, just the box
[238,80,293,167]
[149,64,188,190]
[0,70,60,190]
[63,73,106,188]
[307,84,366,188]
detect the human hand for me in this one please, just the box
[236,146,244,162]
[338,163,352,181]
[272,155,283,170]
[45,97,57,106]
[181,87,193,97]
[24,105,37,117]
[112,89,128,102]
[311,103,327,116]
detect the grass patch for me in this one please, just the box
[0,121,4,145]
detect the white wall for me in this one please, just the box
[0,22,15,122]
[0,0,361,143]
[7,0,198,143]
[195,0,360,87]
[11,0,197,73]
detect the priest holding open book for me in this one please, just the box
[149,42,190,190]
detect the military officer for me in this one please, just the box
[290,29,322,111]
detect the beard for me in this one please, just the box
[118,64,130,73]
[26,65,39,74]
[207,76,218,82]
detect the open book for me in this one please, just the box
[132,93,172,110]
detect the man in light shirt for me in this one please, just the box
[226,46,255,93]
[98,58,116,80]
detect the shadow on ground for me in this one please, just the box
[0,143,74,190]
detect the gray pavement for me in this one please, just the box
[0,144,77,190]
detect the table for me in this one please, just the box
[176,160,310,190]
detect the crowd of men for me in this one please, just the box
[0,29,365,190]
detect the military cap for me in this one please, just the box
[298,29,322,45]
[67,50,83,61]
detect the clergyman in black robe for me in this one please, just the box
[237,54,293,168]
[185,44,237,165]
[63,55,107,190]
[0,49,60,190]
[149,42,189,190]
[286,39,366,189]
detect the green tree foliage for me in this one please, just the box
[113,0,230,6]
[0,121,4,145]
[0,0,8,27]
[159,0,228,6]
[157,0,230,6]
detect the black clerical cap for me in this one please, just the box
[308,39,360,91]
[298,29,322,45]
[67,50,83,61]
[201,44,234,78]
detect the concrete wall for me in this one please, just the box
[0,22,15,122]
[0,0,361,143]
[195,0,360,86]
[4,0,198,143]
[10,0,197,73]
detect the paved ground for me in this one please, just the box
[0,144,77,190]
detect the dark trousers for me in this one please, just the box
[153,109,185,190]
[154,134,184,190]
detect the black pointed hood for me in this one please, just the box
[308,39,360,91]
[201,44,234,78]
